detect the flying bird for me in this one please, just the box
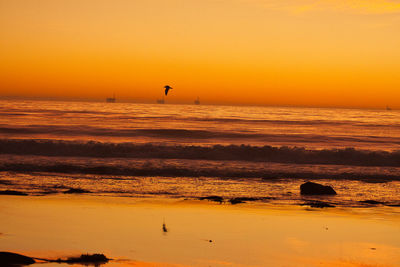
[164,85,173,96]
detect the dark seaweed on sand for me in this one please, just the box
[229,197,259,204]
[0,251,111,266]
[301,201,336,208]
[54,253,109,264]
[63,188,91,194]
[199,196,224,203]
[34,253,110,266]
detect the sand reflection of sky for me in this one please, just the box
[0,195,399,267]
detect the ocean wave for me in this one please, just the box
[0,139,400,167]
[0,125,260,138]
[1,161,399,181]
[1,106,399,128]
[188,117,400,128]
[0,125,399,147]
[0,107,115,116]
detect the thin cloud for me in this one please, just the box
[250,0,400,14]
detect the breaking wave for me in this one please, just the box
[1,126,400,148]
[1,139,399,167]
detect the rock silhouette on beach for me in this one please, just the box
[0,251,35,266]
[0,251,110,266]
[300,182,337,195]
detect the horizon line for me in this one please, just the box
[0,95,396,111]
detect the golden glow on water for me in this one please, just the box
[1,100,400,151]
[1,1,400,108]
[1,195,399,267]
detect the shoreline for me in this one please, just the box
[1,172,400,209]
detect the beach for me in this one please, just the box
[1,194,399,267]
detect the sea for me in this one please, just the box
[1,99,400,207]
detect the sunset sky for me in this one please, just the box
[1,0,400,108]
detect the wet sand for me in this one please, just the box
[1,195,400,267]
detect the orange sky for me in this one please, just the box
[1,0,400,108]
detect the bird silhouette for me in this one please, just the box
[162,218,168,233]
[164,85,173,96]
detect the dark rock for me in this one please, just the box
[0,190,28,196]
[300,182,336,195]
[199,196,224,203]
[0,251,35,266]
[301,201,335,208]
[360,200,385,205]
[54,253,109,264]
[63,188,91,194]
[229,197,258,205]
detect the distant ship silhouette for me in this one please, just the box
[156,97,165,104]
[194,97,200,105]
[386,105,392,111]
[106,93,116,103]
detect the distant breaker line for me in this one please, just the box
[0,139,399,167]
